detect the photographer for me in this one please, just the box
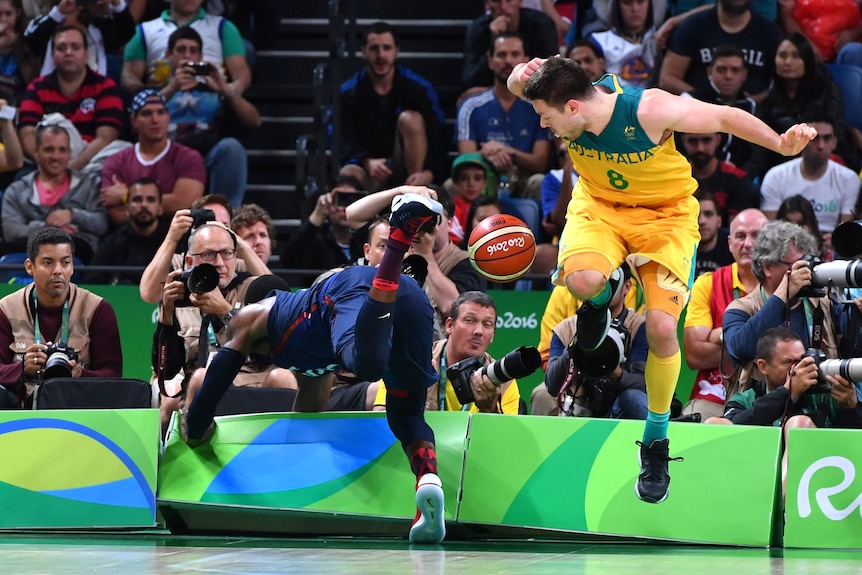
[373,291,523,414]
[0,227,122,408]
[281,174,367,279]
[151,221,292,434]
[713,327,862,501]
[717,327,862,428]
[541,264,649,418]
[138,194,270,304]
[723,221,843,393]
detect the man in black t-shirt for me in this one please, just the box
[660,1,781,102]
[86,177,170,285]
[681,132,759,227]
[694,191,733,278]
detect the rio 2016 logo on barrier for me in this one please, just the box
[798,456,862,520]
[495,312,538,330]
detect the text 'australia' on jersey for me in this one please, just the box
[565,74,697,208]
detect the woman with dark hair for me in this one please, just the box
[0,0,39,104]
[776,194,832,260]
[755,32,852,177]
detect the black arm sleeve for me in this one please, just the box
[544,348,571,397]
[23,14,58,61]
[461,18,493,89]
[93,9,136,52]
[727,387,790,425]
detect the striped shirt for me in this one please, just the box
[18,68,125,141]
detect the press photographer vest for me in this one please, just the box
[173,273,263,382]
[0,284,102,370]
[724,288,839,396]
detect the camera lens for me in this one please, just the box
[44,352,73,379]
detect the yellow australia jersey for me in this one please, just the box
[565,74,697,208]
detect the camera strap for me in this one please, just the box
[438,344,448,410]
[809,301,824,350]
[30,287,70,345]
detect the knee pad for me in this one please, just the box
[638,260,688,320]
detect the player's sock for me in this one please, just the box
[410,447,438,478]
[373,239,409,292]
[587,279,613,306]
[644,349,680,414]
[186,347,245,439]
[642,409,670,445]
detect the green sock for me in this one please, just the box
[589,281,612,306]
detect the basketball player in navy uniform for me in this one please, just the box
[182,189,448,544]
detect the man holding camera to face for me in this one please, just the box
[0,227,122,408]
[151,220,292,434]
[281,174,367,279]
[372,291,529,414]
[714,327,862,428]
[710,326,862,500]
[540,264,649,419]
[159,27,260,208]
[723,221,845,396]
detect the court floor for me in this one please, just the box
[0,534,860,575]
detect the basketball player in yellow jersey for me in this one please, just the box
[508,56,815,504]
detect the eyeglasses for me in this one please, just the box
[190,249,236,262]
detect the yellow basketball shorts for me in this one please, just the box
[555,190,700,316]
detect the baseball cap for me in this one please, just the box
[131,89,167,115]
[450,152,492,179]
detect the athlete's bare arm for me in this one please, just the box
[637,89,817,156]
[221,297,275,357]
[507,57,548,99]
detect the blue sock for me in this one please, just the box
[642,409,670,445]
[589,280,612,306]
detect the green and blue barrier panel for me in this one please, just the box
[0,409,159,529]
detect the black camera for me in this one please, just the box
[446,345,541,405]
[44,342,79,379]
[796,255,825,299]
[802,348,862,394]
[185,61,212,76]
[175,263,220,307]
[570,319,628,378]
[189,208,216,228]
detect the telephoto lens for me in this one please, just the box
[481,346,542,386]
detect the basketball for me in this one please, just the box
[468,214,536,282]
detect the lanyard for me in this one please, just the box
[32,288,70,345]
[438,344,448,411]
[761,286,816,346]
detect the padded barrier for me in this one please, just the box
[0,409,159,529]
[157,412,787,545]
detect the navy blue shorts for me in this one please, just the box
[267,267,437,393]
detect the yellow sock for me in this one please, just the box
[645,350,680,413]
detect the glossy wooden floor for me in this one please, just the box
[0,534,860,574]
